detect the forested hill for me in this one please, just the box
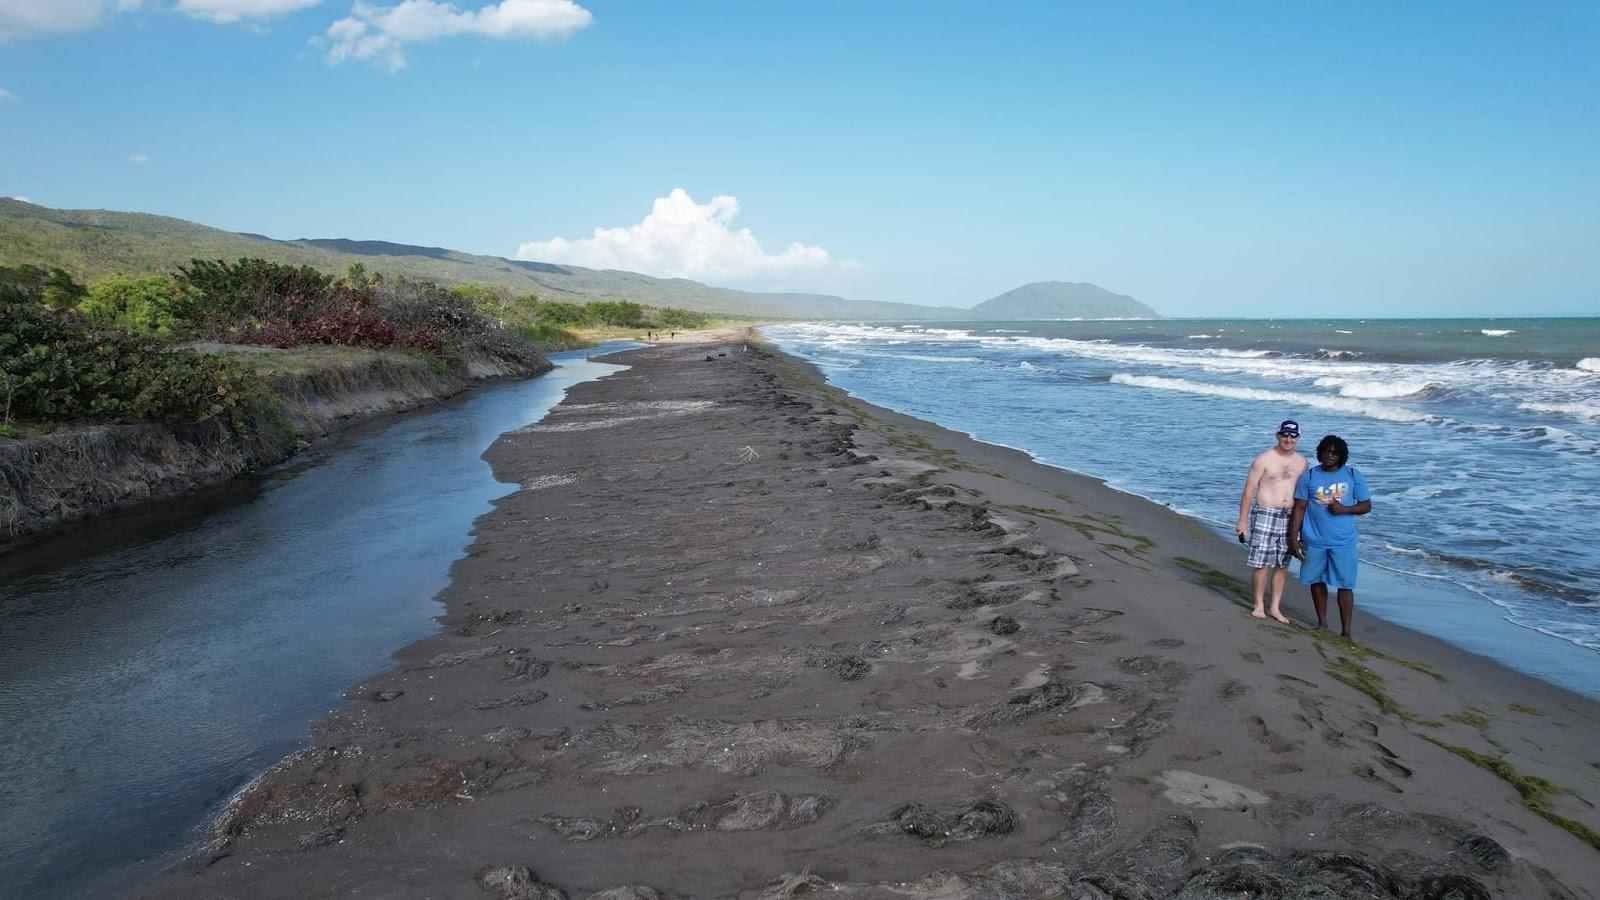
[0,199,966,320]
[970,281,1160,319]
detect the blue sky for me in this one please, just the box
[2,1,1597,316]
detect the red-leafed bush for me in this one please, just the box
[398,329,443,354]
[238,314,435,351]
[295,312,400,347]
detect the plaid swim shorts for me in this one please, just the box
[1247,504,1292,569]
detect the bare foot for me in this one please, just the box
[1270,610,1291,625]
[1251,609,1268,620]
[1314,622,1329,632]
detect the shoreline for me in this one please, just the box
[142,330,1600,898]
[761,324,1600,702]
[797,360,1600,705]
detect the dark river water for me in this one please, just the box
[0,346,631,899]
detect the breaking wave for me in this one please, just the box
[1108,374,1434,423]
[1519,400,1600,422]
[1313,377,1440,399]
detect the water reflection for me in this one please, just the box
[0,347,630,899]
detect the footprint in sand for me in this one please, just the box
[1240,651,1264,664]
[1353,765,1404,793]
[1364,739,1398,758]
[1217,679,1252,702]
[1378,758,1414,779]
[1246,716,1301,754]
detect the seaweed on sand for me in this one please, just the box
[1173,556,1253,604]
[1421,737,1600,853]
[1016,504,1156,555]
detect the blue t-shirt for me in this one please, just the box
[1294,465,1371,548]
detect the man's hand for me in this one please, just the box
[1236,518,1249,542]
[1288,540,1306,562]
[1326,498,1346,514]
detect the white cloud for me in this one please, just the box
[7,196,34,203]
[0,0,140,40]
[173,0,323,24]
[129,153,150,163]
[517,189,845,284]
[0,87,15,101]
[323,0,591,72]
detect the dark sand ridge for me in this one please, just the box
[141,330,1600,899]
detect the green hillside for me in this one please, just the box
[1,200,1161,320]
[0,199,966,320]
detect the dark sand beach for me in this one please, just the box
[144,331,1600,898]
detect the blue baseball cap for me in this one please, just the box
[1277,419,1300,437]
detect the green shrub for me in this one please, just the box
[1,275,272,432]
[1,264,86,309]
[513,322,586,348]
[655,307,710,328]
[80,275,191,337]
[586,300,648,327]
[176,258,343,329]
[533,300,588,326]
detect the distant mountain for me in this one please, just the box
[971,281,1159,319]
[0,199,1159,320]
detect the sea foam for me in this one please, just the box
[1108,374,1434,423]
[1313,377,1439,399]
[1518,401,1600,422]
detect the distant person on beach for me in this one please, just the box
[1237,419,1308,623]
[1289,434,1372,638]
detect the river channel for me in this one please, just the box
[0,345,633,899]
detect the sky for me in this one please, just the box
[2,1,1597,317]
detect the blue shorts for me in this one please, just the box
[1300,545,1358,590]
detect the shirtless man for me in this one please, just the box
[1236,419,1308,623]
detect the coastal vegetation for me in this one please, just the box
[0,258,716,438]
[1,265,275,437]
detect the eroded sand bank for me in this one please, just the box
[143,331,1600,899]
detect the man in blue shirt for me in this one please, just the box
[1288,434,1372,639]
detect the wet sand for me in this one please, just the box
[144,331,1600,899]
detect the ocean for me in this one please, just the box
[762,318,1600,697]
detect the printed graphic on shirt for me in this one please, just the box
[1313,482,1348,504]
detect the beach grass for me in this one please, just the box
[1509,702,1546,717]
